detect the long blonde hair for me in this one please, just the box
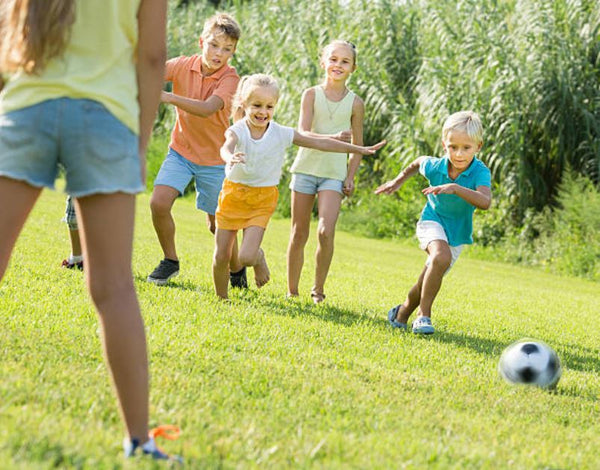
[0,0,76,74]
[231,74,280,122]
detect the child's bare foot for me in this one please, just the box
[253,250,270,288]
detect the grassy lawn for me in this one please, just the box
[1,189,599,469]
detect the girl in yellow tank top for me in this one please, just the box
[287,40,368,304]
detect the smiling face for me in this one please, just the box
[321,43,356,83]
[243,86,278,136]
[442,130,483,175]
[199,32,236,75]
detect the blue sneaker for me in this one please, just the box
[412,316,435,335]
[124,425,182,463]
[387,305,407,330]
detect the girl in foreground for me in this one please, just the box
[0,0,178,460]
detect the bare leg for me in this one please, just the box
[312,190,342,300]
[239,226,269,287]
[68,229,83,257]
[212,228,237,299]
[149,185,179,260]
[286,191,314,296]
[417,240,452,317]
[0,177,41,280]
[208,213,242,273]
[75,193,149,442]
[395,266,427,324]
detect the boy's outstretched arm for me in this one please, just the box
[375,156,424,195]
[161,91,224,118]
[292,130,385,156]
[422,184,492,209]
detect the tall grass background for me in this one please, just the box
[148,0,600,280]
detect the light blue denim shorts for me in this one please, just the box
[0,98,143,197]
[289,172,344,195]
[154,147,225,215]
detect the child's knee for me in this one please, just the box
[430,251,452,271]
[150,193,172,215]
[317,224,335,243]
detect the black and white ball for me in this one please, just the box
[498,340,561,389]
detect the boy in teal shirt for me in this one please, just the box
[375,111,492,334]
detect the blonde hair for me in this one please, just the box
[0,0,76,74]
[321,40,357,66]
[231,74,280,122]
[201,12,241,41]
[442,111,483,145]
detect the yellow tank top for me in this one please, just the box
[0,0,140,133]
[291,86,355,180]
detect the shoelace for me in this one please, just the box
[149,424,181,441]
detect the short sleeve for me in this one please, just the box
[419,157,434,177]
[212,74,240,113]
[281,125,295,147]
[475,163,492,188]
[164,56,184,82]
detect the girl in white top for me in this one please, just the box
[286,40,367,304]
[214,74,385,299]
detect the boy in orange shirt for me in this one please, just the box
[148,13,246,287]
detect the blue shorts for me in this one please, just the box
[289,173,344,195]
[0,98,143,197]
[154,148,225,215]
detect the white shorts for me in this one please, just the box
[416,220,464,270]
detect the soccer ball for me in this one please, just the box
[498,339,562,389]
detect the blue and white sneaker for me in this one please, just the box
[412,316,435,335]
[124,425,182,463]
[387,305,407,330]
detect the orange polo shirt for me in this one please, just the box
[165,55,239,166]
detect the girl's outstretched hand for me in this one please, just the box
[228,151,246,165]
[374,178,402,195]
[360,140,386,155]
[335,130,353,143]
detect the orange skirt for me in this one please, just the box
[216,179,279,230]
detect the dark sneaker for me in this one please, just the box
[230,267,248,288]
[61,259,84,271]
[147,259,179,285]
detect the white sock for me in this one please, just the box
[68,254,83,263]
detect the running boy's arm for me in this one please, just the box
[220,129,246,165]
[161,90,225,118]
[297,88,352,142]
[344,96,366,196]
[422,184,492,210]
[293,130,385,156]
[374,156,425,195]
[136,0,167,176]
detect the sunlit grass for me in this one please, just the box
[0,189,598,469]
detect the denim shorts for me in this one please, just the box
[0,98,143,197]
[154,147,225,215]
[289,172,344,195]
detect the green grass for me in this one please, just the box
[1,189,599,469]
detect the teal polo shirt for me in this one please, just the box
[419,156,491,246]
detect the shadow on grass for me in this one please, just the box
[250,290,386,329]
[133,273,199,292]
[247,291,600,375]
